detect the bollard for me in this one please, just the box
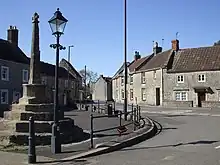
[119,111,122,127]
[28,116,36,164]
[90,114,94,148]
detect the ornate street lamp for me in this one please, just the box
[48,8,68,154]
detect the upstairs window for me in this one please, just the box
[177,75,184,83]
[141,72,146,84]
[65,80,68,88]
[121,77,124,86]
[130,89,134,100]
[121,89,124,99]
[153,70,156,79]
[1,89,8,104]
[41,76,47,85]
[130,75,133,85]
[22,69,29,82]
[1,66,9,81]
[198,74,206,82]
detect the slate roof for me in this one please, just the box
[112,62,130,79]
[103,76,112,82]
[0,39,29,64]
[128,55,152,72]
[60,59,82,78]
[0,38,75,79]
[168,46,220,73]
[137,50,172,71]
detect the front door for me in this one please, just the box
[198,92,205,107]
[156,88,160,106]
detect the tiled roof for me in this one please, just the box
[0,39,75,79]
[112,62,130,79]
[103,76,112,82]
[59,59,82,78]
[39,61,75,79]
[168,46,220,73]
[137,50,172,71]
[0,39,29,64]
[128,56,152,72]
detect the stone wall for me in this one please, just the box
[163,70,220,107]
[201,101,220,108]
[163,100,193,107]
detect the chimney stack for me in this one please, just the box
[7,26,19,46]
[134,51,141,61]
[171,39,179,51]
[153,42,162,55]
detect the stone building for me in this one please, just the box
[0,26,82,116]
[112,39,220,108]
[92,75,112,101]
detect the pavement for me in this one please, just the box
[80,107,220,165]
[0,106,154,165]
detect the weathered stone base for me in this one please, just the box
[0,117,87,146]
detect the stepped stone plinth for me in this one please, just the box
[0,13,87,148]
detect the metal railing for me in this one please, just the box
[89,104,141,148]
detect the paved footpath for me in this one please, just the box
[0,109,133,164]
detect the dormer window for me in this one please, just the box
[198,74,206,82]
[177,75,184,83]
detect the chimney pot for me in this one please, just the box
[153,42,162,55]
[134,51,141,61]
[7,25,19,46]
[171,39,179,51]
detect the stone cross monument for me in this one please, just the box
[19,12,48,104]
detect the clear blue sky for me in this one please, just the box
[0,0,219,76]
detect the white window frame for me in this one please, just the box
[153,70,156,79]
[177,75,184,83]
[1,66,9,81]
[141,88,146,101]
[71,81,75,88]
[130,75,133,85]
[115,90,118,99]
[175,91,187,101]
[1,89,8,104]
[141,72,146,84]
[121,89,124,100]
[130,89,133,100]
[22,69,29,82]
[198,74,206,82]
[121,77,124,86]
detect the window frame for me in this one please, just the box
[22,69,29,82]
[41,76,47,85]
[175,91,187,101]
[121,89,124,100]
[1,66,9,81]
[1,89,8,104]
[198,74,206,82]
[141,72,146,84]
[141,88,146,101]
[64,80,68,88]
[153,70,156,79]
[130,89,134,100]
[177,75,184,83]
[130,75,133,85]
[121,77,124,86]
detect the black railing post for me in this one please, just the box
[138,106,141,122]
[119,111,122,127]
[28,116,36,164]
[98,100,100,113]
[131,104,134,121]
[133,107,136,131]
[90,114,94,148]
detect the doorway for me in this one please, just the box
[156,88,160,106]
[198,92,205,107]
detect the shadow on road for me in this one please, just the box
[120,140,219,152]
[36,158,88,164]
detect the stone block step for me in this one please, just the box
[11,104,54,113]
[4,111,54,121]
[0,125,89,146]
[2,118,75,133]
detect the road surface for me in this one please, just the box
[70,109,220,165]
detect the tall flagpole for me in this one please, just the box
[124,0,128,121]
